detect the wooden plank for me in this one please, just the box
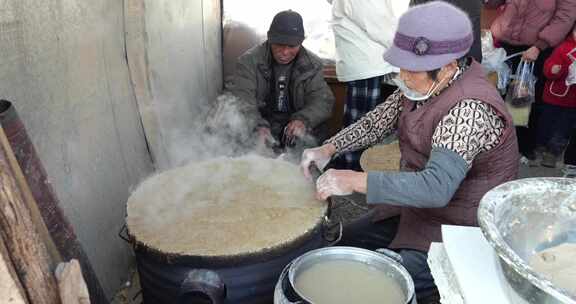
[0,125,61,304]
[56,260,91,304]
[0,236,28,304]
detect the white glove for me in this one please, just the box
[300,144,336,179]
[316,169,354,200]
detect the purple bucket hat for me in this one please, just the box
[383,1,473,72]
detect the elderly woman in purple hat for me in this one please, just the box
[300,1,520,301]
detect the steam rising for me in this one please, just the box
[164,93,274,168]
[162,92,318,168]
[124,88,330,257]
[126,91,324,218]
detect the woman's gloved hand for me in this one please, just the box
[300,144,337,179]
[316,169,367,200]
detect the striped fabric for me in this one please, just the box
[340,75,387,169]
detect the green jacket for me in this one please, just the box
[231,42,335,136]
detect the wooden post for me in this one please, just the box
[0,124,61,304]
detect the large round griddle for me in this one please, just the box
[125,155,327,265]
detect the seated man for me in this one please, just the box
[232,10,335,150]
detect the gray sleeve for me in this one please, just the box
[290,63,335,129]
[366,147,469,208]
[231,53,269,129]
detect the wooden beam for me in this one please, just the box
[0,125,61,304]
[0,112,62,264]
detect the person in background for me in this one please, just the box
[485,0,576,163]
[327,0,409,171]
[301,2,519,302]
[535,26,576,168]
[410,0,483,62]
[231,10,335,150]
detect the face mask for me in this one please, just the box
[393,78,437,101]
[393,68,457,101]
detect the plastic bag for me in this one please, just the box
[505,102,531,127]
[497,61,512,94]
[480,30,512,93]
[482,48,511,86]
[505,59,536,108]
[481,33,504,72]
[480,30,494,55]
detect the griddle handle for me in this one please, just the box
[118,224,131,244]
[308,162,323,182]
[308,162,337,219]
[178,269,226,304]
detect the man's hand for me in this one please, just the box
[284,119,306,137]
[282,120,307,146]
[551,64,562,74]
[300,144,337,179]
[257,127,276,146]
[522,46,540,62]
[316,169,367,200]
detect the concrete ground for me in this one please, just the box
[110,270,141,304]
[518,160,564,179]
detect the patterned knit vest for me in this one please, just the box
[390,61,519,252]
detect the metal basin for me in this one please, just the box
[478,178,576,303]
[274,246,415,304]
